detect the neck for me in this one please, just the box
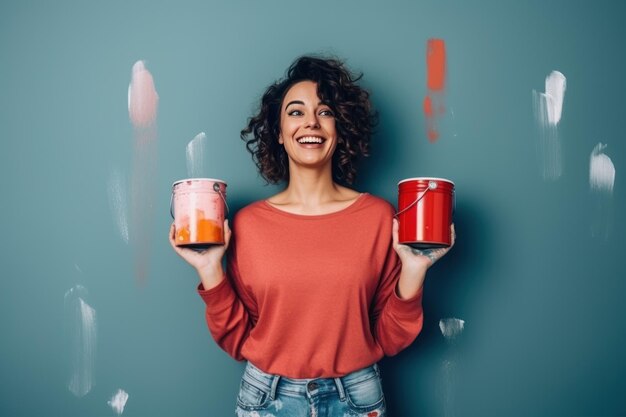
[283,163,340,205]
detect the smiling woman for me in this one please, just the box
[169,54,455,417]
[241,56,375,186]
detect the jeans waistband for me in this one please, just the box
[242,362,380,401]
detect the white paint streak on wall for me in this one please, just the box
[439,318,464,417]
[533,71,567,180]
[108,389,129,415]
[439,318,465,341]
[590,143,616,239]
[65,286,97,397]
[442,359,457,417]
[186,132,207,178]
[107,168,129,244]
[590,143,616,193]
[545,71,566,125]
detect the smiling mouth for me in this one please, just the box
[296,136,326,144]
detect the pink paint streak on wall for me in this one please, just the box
[128,60,159,284]
[128,61,159,128]
[423,39,446,142]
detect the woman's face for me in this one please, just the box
[279,80,338,170]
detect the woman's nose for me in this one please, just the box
[304,113,320,129]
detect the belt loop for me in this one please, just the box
[373,362,380,377]
[269,374,281,400]
[334,377,346,401]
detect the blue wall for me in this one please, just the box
[1,1,624,416]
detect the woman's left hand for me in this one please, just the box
[392,218,456,271]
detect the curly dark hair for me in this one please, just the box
[240,55,377,185]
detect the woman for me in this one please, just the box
[169,56,455,417]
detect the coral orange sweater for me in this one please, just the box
[197,193,423,378]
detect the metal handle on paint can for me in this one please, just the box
[394,180,437,219]
[213,183,229,215]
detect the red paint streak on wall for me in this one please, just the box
[423,95,433,117]
[423,38,447,143]
[427,125,439,142]
[426,39,446,91]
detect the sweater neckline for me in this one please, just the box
[262,193,370,219]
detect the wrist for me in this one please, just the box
[197,264,225,290]
[401,261,429,276]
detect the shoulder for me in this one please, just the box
[231,199,270,227]
[360,193,396,217]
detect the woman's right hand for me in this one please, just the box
[168,220,232,283]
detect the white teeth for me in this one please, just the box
[297,136,324,144]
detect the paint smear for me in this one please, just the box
[128,61,159,128]
[64,285,97,397]
[128,60,159,284]
[186,132,208,178]
[545,71,566,125]
[423,39,446,142]
[442,359,457,417]
[590,143,616,192]
[439,318,465,341]
[108,389,129,415]
[590,143,616,239]
[532,71,567,180]
[439,318,463,417]
[107,167,129,244]
[426,39,446,91]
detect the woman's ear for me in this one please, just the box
[278,134,284,145]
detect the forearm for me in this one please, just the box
[395,264,427,300]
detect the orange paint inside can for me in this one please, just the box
[426,39,446,91]
[176,210,224,245]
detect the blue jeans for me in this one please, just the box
[235,361,387,417]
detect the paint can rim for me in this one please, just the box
[172,178,227,188]
[398,177,454,186]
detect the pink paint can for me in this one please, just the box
[170,178,228,248]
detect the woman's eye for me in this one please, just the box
[319,109,334,117]
[288,110,303,116]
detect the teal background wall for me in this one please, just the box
[1,1,625,416]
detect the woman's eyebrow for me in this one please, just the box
[284,100,325,111]
[284,100,304,111]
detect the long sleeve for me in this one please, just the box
[369,216,424,356]
[197,232,258,361]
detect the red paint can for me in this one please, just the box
[170,178,228,248]
[396,177,454,249]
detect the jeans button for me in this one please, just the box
[307,381,319,391]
